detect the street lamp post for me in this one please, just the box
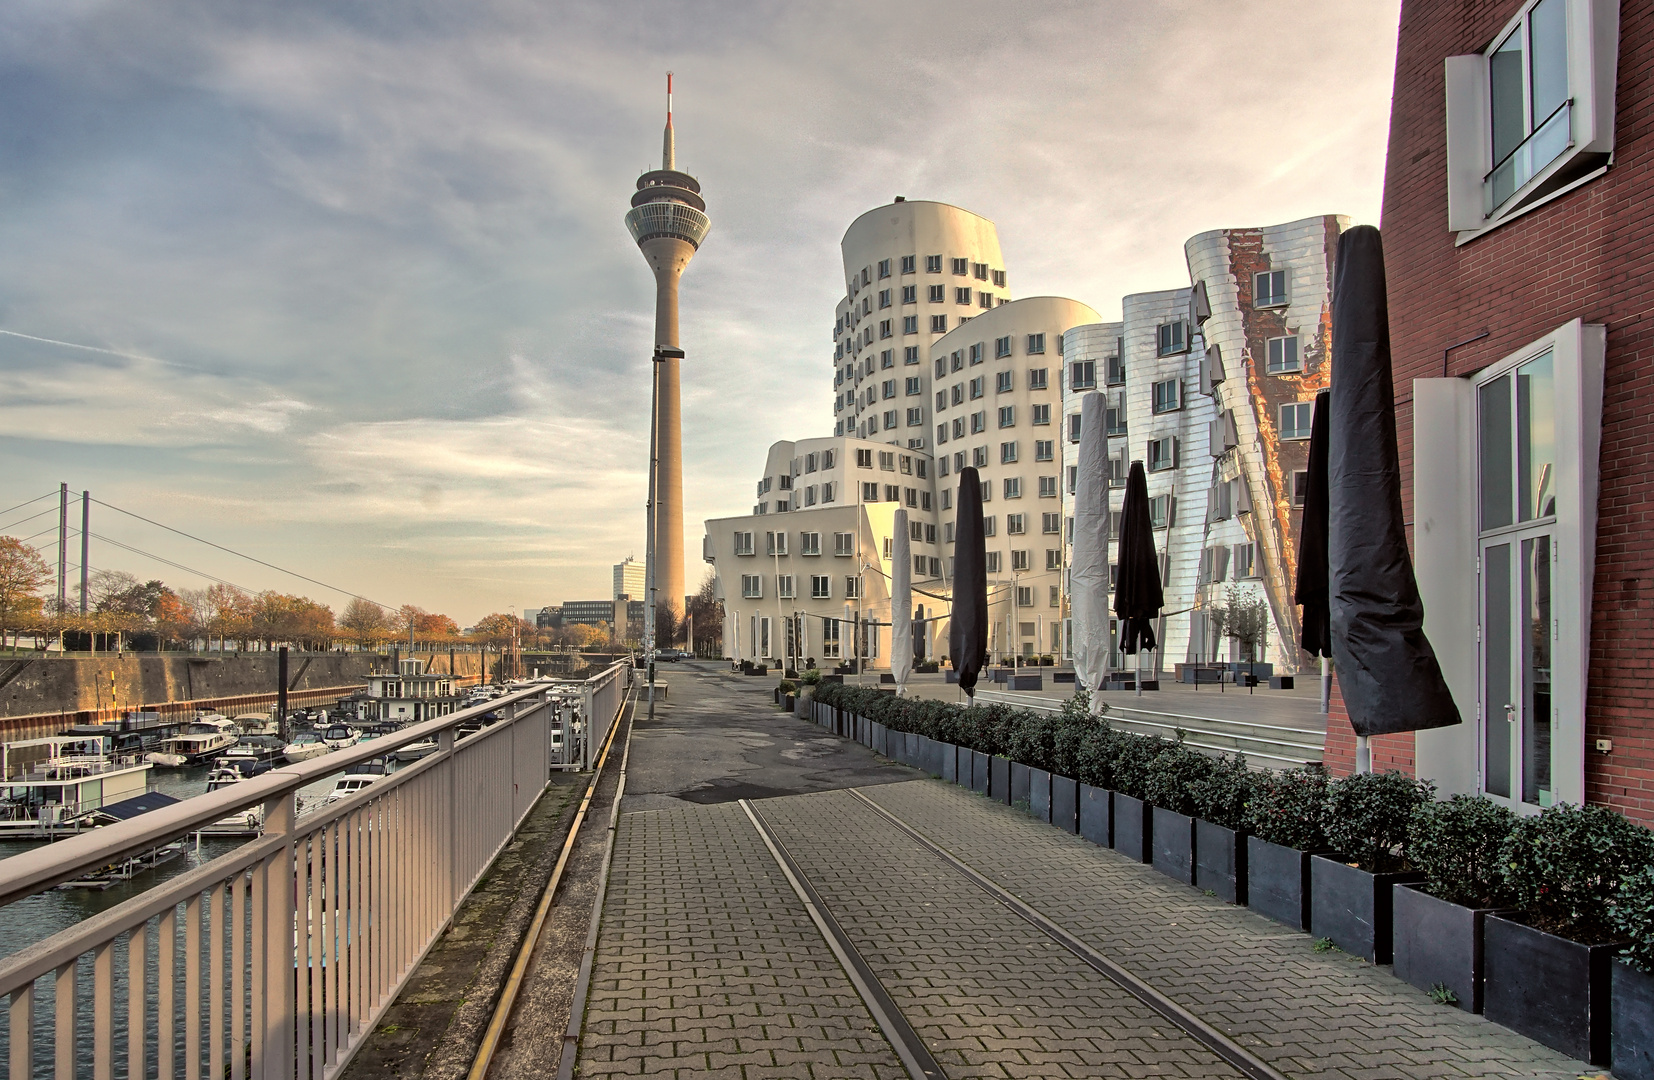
[646,346,685,719]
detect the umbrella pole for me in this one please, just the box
[1355,735,1371,774]
[1135,645,1142,699]
[1320,656,1331,715]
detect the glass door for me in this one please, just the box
[1478,351,1557,808]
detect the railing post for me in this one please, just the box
[440,728,457,912]
[261,791,296,1080]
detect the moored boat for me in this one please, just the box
[283,729,331,763]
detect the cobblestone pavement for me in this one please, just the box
[758,791,1234,1079]
[575,801,909,1079]
[860,780,1589,1080]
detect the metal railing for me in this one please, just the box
[0,662,631,1079]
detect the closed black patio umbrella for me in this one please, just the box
[949,466,988,700]
[1113,461,1163,695]
[1328,225,1460,769]
[1295,391,1332,713]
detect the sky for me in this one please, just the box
[0,0,1402,626]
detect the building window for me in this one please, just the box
[1147,436,1179,471]
[995,336,1012,358]
[741,574,763,599]
[971,262,988,280]
[1011,549,1030,571]
[883,410,897,430]
[878,288,892,309]
[925,255,943,273]
[1157,321,1188,356]
[955,286,972,305]
[1068,412,1083,443]
[995,371,1013,394]
[1254,270,1287,307]
[1069,360,1096,390]
[992,269,1006,287]
[928,284,944,303]
[734,531,755,556]
[1035,439,1054,462]
[951,257,968,275]
[1067,465,1077,494]
[844,576,860,599]
[833,531,855,556]
[951,350,965,372]
[802,532,822,555]
[822,618,840,658]
[1152,378,1182,414]
[877,258,891,279]
[1004,477,1022,499]
[1280,402,1314,440]
[901,255,916,275]
[879,319,892,339]
[931,315,947,334]
[1007,513,1026,535]
[1028,367,1048,390]
[883,483,900,501]
[906,407,923,426]
[1149,494,1173,529]
[1042,510,1060,533]
[811,575,831,599]
[979,292,992,309]
[1026,333,1045,354]
[1267,335,1301,373]
[968,376,984,400]
[953,417,966,439]
[903,316,918,334]
[936,422,948,445]
[1106,352,1125,386]
[941,488,952,511]
[969,342,984,365]
[881,380,896,399]
[1045,549,1062,571]
[1292,470,1310,508]
[822,481,836,502]
[972,445,988,468]
[904,346,919,364]
[1232,543,1256,579]
[878,450,895,471]
[998,406,1015,428]
[905,376,922,396]
[823,449,836,469]
[803,485,816,506]
[1039,477,1058,499]
[971,411,987,434]
[936,390,947,412]
[901,284,917,305]
[862,481,879,500]
[1031,403,1050,426]
[776,574,795,599]
[879,349,893,369]
[1000,441,1018,464]
[986,552,1002,573]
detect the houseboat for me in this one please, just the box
[0,733,154,836]
[146,719,239,768]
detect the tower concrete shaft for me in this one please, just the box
[625,74,709,631]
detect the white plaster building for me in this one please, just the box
[833,200,1010,448]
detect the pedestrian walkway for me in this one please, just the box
[571,672,1588,1079]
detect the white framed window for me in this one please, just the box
[931,315,947,334]
[766,531,788,556]
[904,346,919,364]
[925,255,942,273]
[881,349,895,369]
[956,286,973,305]
[951,257,968,275]
[928,284,944,303]
[986,551,1002,573]
[822,617,840,658]
[1232,542,1257,579]
[1446,0,1618,237]
[1151,378,1181,414]
[882,379,896,400]
[862,481,879,500]
[776,574,795,599]
[1042,511,1060,533]
[971,411,986,434]
[1267,335,1301,374]
[1279,402,1314,440]
[878,289,892,309]
[979,291,992,309]
[1414,318,1604,813]
[802,532,822,556]
[734,531,755,556]
[883,410,897,430]
[1068,412,1083,444]
[877,258,891,279]
[995,336,1013,358]
[998,406,1015,429]
[822,482,836,502]
[811,574,831,599]
[940,489,952,511]
[906,376,922,396]
[936,422,948,444]
[906,408,923,427]
[1011,549,1030,572]
[1045,549,1062,571]
[969,376,985,399]
[996,371,1014,393]
[1027,333,1046,355]
[992,269,1006,287]
[857,448,873,468]
[901,255,916,275]
[983,515,997,537]
[1000,441,1018,464]
[1007,513,1026,535]
[741,574,763,599]
[844,575,860,600]
[1028,367,1048,390]
[1039,476,1058,499]
[834,531,855,556]
[1035,439,1054,462]
[1149,494,1173,530]
[1069,360,1096,390]
[1004,477,1022,499]
[803,485,816,507]
[1030,404,1050,427]
[1254,270,1288,308]
[903,315,918,334]
[1147,436,1179,472]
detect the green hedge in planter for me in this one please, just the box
[1406,794,1517,909]
[1245,767,1330,851]
[1612,865,1654,973]
[1190,753,1254,831]
[1142,736,1215,817]
[1323,771,1435,874]
[1501,803,1654,944]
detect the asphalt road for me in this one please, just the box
[622,661,914,813]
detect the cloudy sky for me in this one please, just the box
[0,0,1401,625]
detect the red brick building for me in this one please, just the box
[1323,0,1652,823]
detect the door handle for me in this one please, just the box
[1504,703,1516,722]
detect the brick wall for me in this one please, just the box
[1379,0,1654,821]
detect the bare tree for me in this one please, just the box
[0,537,51,651]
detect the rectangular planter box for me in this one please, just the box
[1051,775,1078,833]
[1150,808,1196,886]
[872,722,887,757]
[1194,821,1247,905]
[990,757,1011,804]
[926,737,947,778]
[903,732,919,766]
[1309,855,1420,964]
[1614,961,1654,1080]
[970,750,989,794]
[1079,785,1111,847]
[1111,793,1151,863]
[913,734,931,772]
[1484,914,1619,1065]
[1029,768,1052,823]
[1247,837,1313,932]
[1053,670,1076,683]
[1392,884,1502,1013]
[1010,762,1031,810]
[1009,673,1042,690]
[945,669,960,683]
[941,742,957,783]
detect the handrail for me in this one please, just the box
[0,668,620,909]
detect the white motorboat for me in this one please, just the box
[321,723,360,750]
[283,729,332,763]
[394,739,438,764]
[195,762,266,837]
[146,724,239,768]
[232,711,278,737]
[323,758,390,803]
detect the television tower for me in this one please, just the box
[625,73,709,633]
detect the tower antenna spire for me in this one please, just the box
[663,71,675,171]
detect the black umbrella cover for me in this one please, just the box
[949,466,989,693]
[1295,391,1332,658]
[1113,461,1163,654]
[1328,225,1461,736]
